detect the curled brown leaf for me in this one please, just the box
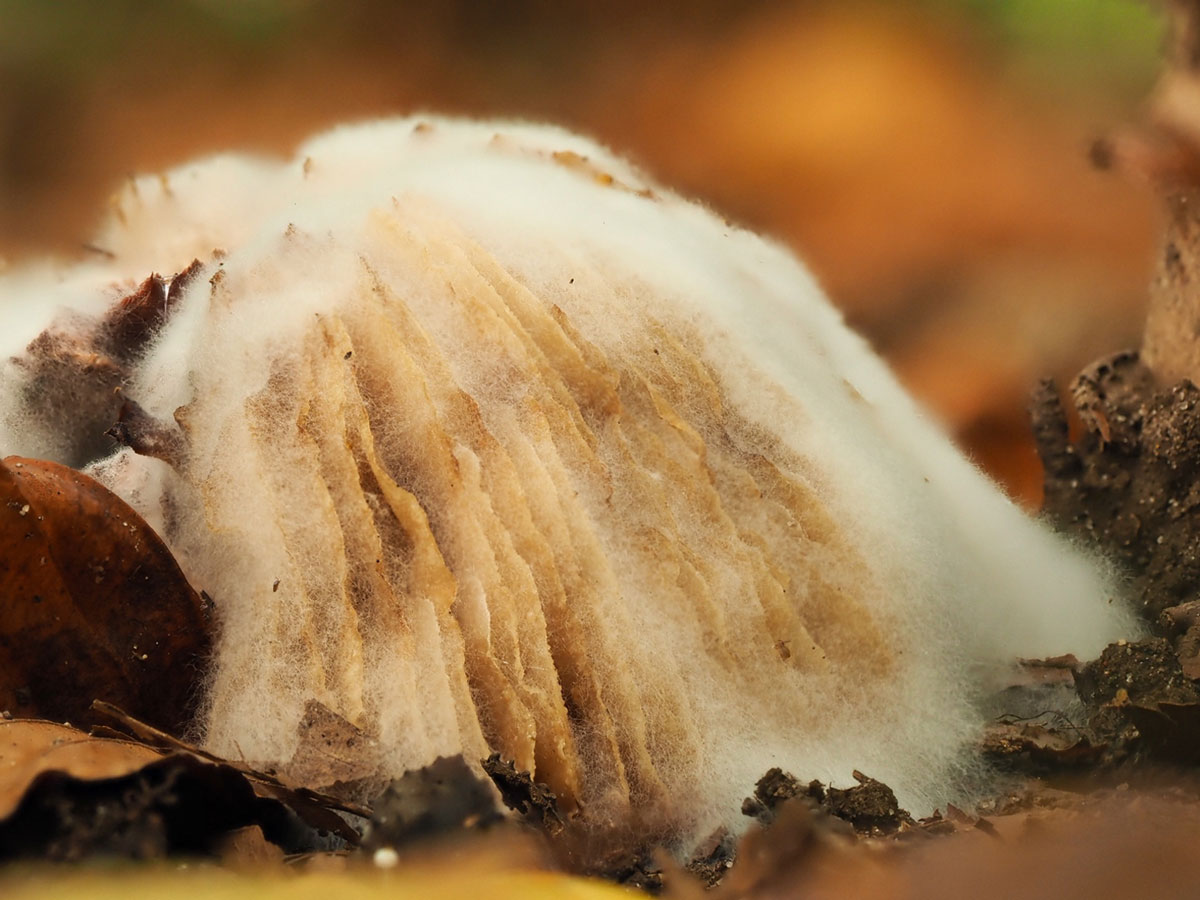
[0,457,211,734]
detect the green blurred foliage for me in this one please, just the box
[936,0,1163,98]
[0,0,1165,82]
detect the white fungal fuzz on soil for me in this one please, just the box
[0,117,1138,846]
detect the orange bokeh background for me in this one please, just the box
[0,0,1162,506]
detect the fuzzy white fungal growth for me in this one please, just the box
[0,117,1137,848]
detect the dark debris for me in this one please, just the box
[1032,353,1200,619]
[361,755,502,852]
[741,767,909,837]
[0,751,343,863]
[481,753,564,835]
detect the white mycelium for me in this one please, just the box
[0,118,1136,846]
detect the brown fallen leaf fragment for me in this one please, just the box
[0,719,161,820]
[2,754,260,861]
[0,457,211,733]
[102,274,169,361]
[11,323,127,468]
[8,261,202,470]
[90,700,365,845]
[105,397,185,468]
[102,261,202,361]
[0,718,352,862]
[281,700,382,796]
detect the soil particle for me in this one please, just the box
[824,771,912,836]
[1068,636,1200,764]
[685,828,737,887]
[741,768,824,825]
[607,856,664,895]
[1075,638,1200,709]
[741,767,910,837]
[1071,638,1200,764]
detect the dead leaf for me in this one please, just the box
[0,719,161,819]
[283,700,380,792]
[0,717,359,861]
[0,457,211,734]
[91,701,366,844]
[980,720,1105,770]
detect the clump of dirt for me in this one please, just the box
[1023,352,1200,768]
[741,768,819,825]
[685,828,737,887]
[1031,351,1200,619]
[741,767,911,837]
[603,855,665,895]
[1075,638,1200,708]
[825,773,912,834]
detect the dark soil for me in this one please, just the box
[1018,353,1200,769]
[1031,351,1200,619]
[1075,638,1200,709]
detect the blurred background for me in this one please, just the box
[0,0,1165,506]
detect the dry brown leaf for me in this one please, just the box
[282,700,380,792]
[0,719,162,819]
[0,717,363,860]
[91,701,367,843]
[0,457,211,733]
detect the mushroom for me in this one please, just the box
[0,117,1138,851]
